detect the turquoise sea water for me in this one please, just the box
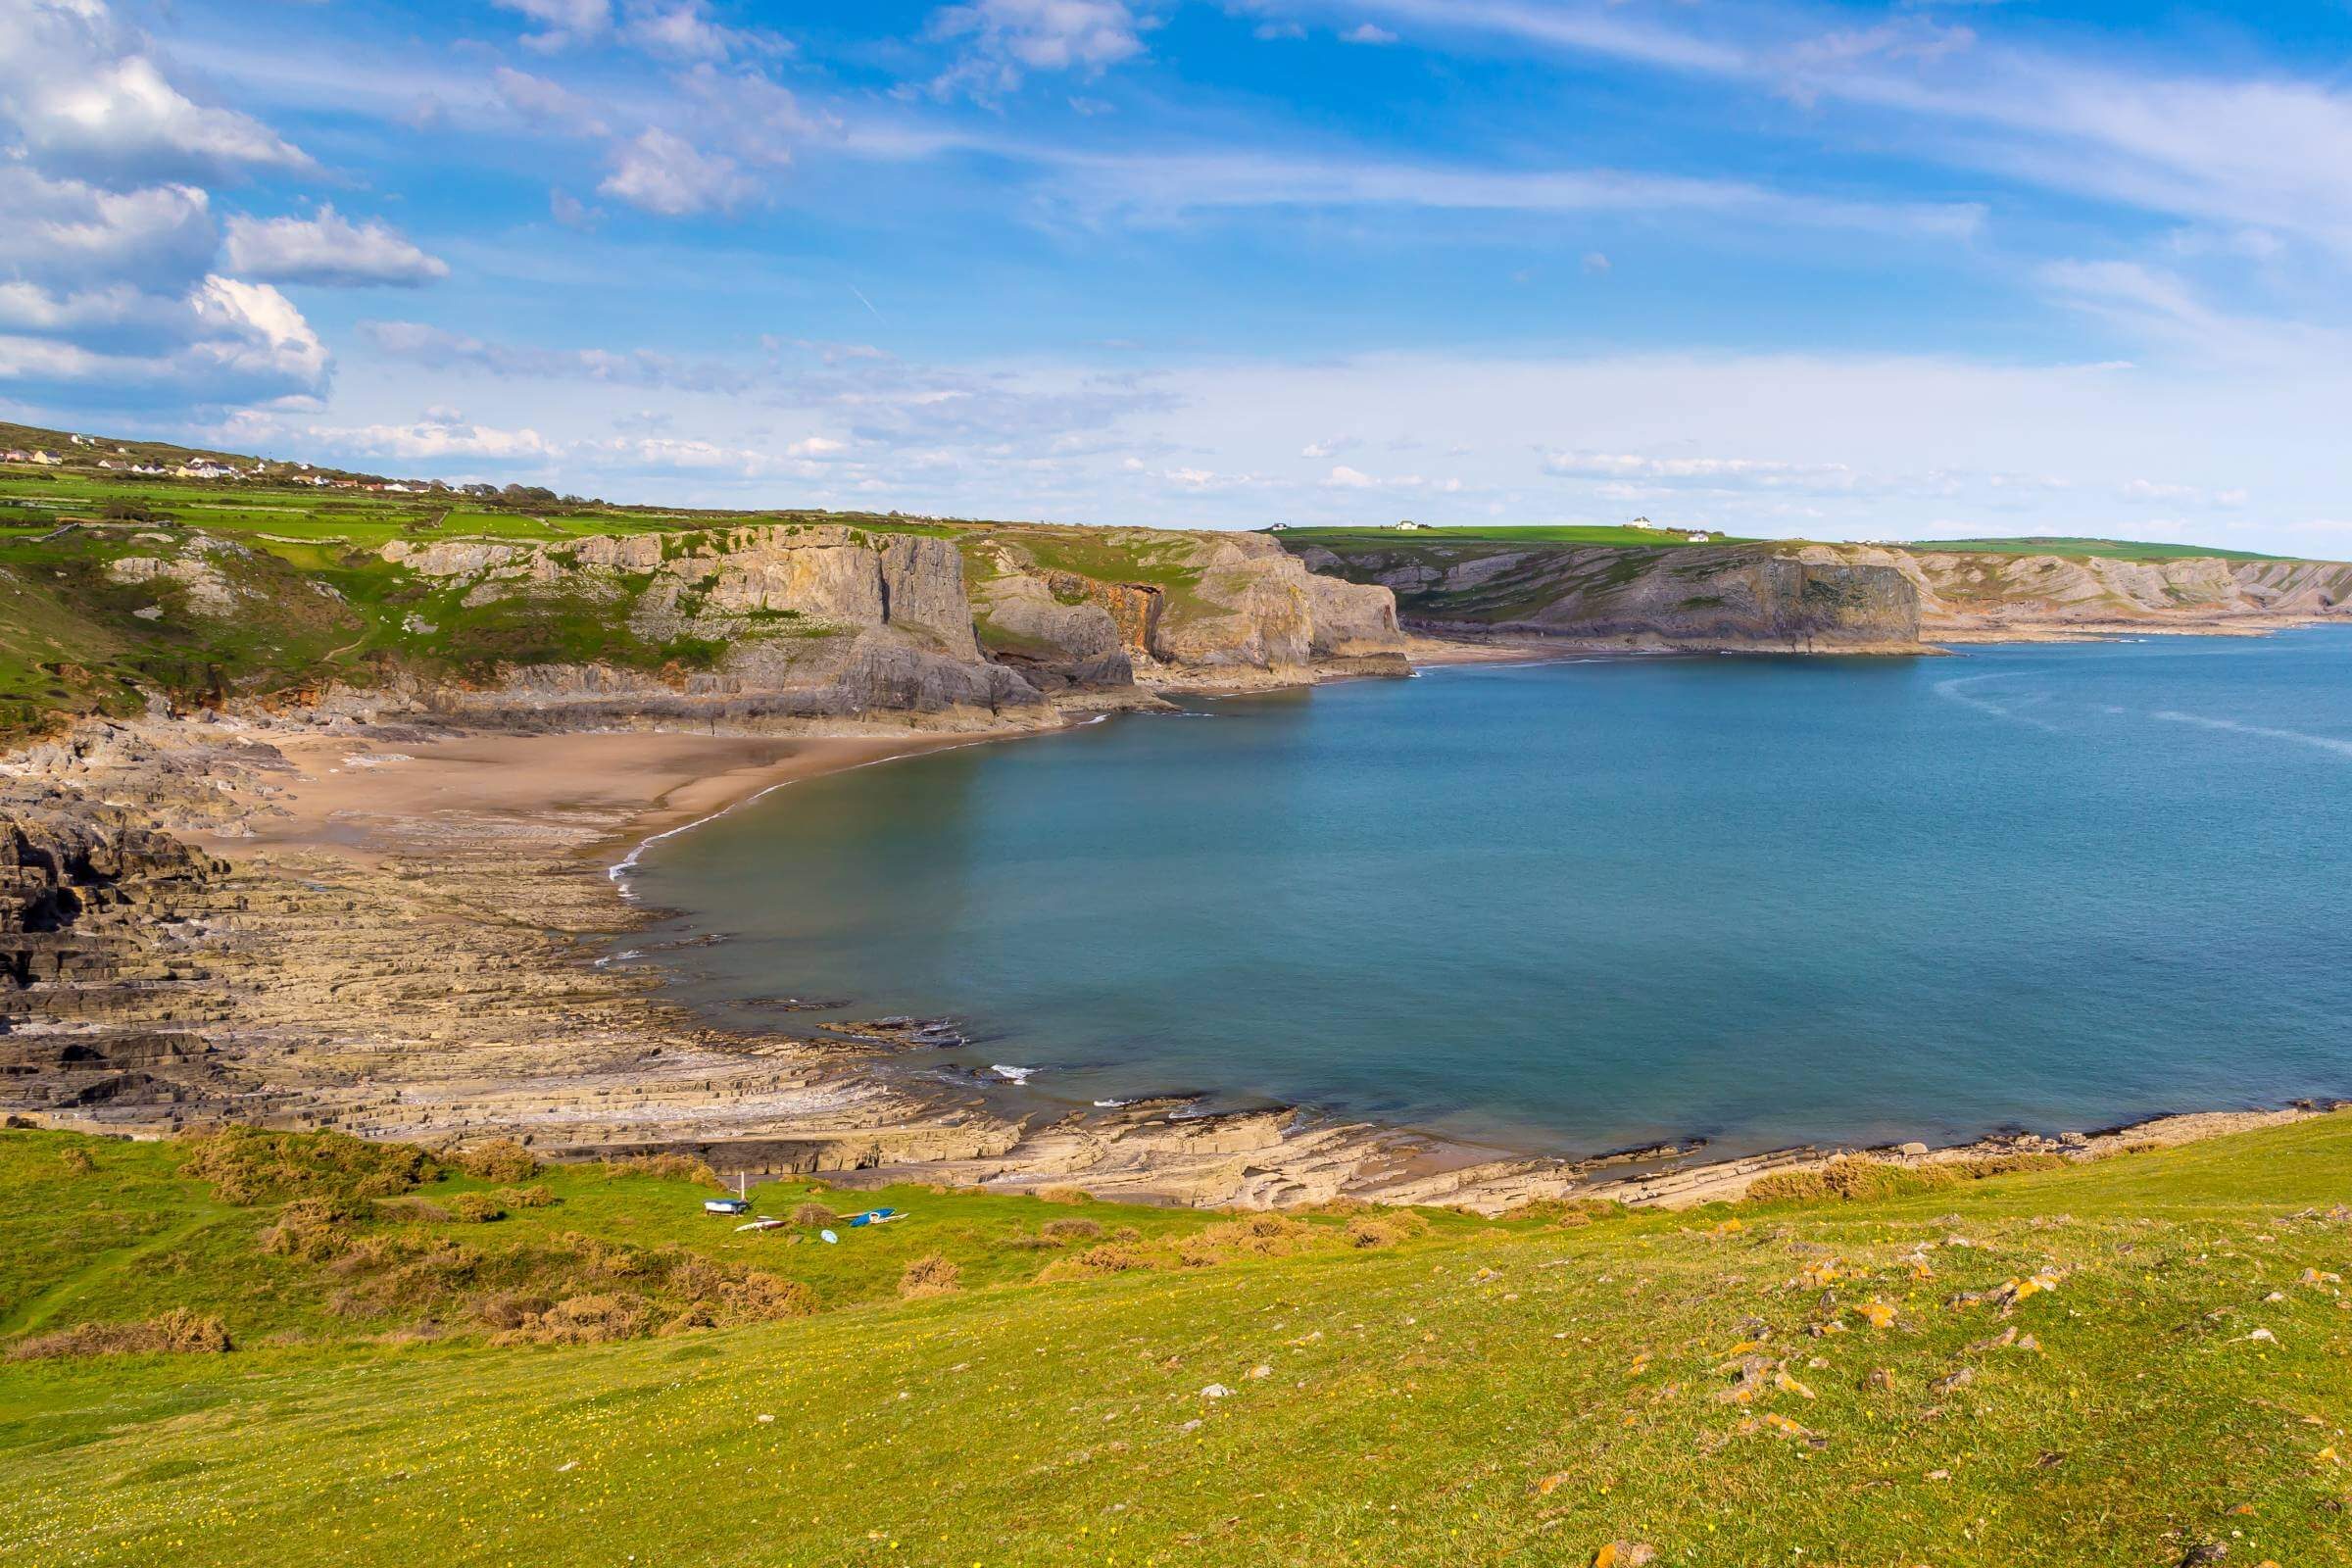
[628,631,2352,1159]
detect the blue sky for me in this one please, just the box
[5,0,2352,548]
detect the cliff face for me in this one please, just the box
[965,526,1409,688]
[1292,534,2352,651]
[380,523,1045,725]
[1837,548,2352,637]
[1298,541,1921,652]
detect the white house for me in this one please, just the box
[1394,519,1427,531]
[1687,531,1712,543]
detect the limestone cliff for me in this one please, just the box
[1290,533,2352,651]
[1296,540,1921,652]
[966,526,1409,686]
[380,523,1045,726]
[1826,547,2352,638]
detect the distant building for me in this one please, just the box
[1,450,29,465]
[1395,519,1427,531]
[29,450,61,466]
[1687,531,1712,543]
[1264,522,1289,532]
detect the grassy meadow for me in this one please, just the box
[3,1117,2350,1566]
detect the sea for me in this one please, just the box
[623,630,2352,1160]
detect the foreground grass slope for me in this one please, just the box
[3,1118,2350,1565]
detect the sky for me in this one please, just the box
[4,0,2352,548]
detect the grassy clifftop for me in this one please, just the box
[5,1115,2350,1565]
[0,428,1273,737]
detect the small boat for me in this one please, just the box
[733,1216,788,1232]
[846,1207,901,1228]
[705,1198,751,1215]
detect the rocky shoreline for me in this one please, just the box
[5,674,2340,1213]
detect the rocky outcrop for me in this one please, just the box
[0,808,235,1115]
[1841,547,2352,638]
[967,528,1408,686]
[1298,540,1921,652]
[968,571,1136,692]
[383,523,1046,726]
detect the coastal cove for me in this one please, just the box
[626,630,2352,1165]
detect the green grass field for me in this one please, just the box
[4,1117,2349,1566]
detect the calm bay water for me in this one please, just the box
[628,631,2352,1159]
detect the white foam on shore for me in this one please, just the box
[991,1063,1039,1083]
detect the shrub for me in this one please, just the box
[1194,1213,1318,1258]
[899,1255,961,1298]
[261,1196,370,1262]
[1035,1244,1158,1283]
[1034,1186,1090,1205]
[491,1294,650,1347]
[56,1144,96,1175]
[7,1309,230,1362]
[181,1126,430,1205]
[1957,1152,2070,1179]
[446,1139,541,1184]
[500,1184,558,1209]
[599,1153,724,1191]
[474,1293,554,1332]
[1343,1211,1429,1249]
[791,1202,836,1228]
[444,1193,507,1223]
[1040,1217,1102,1242]
[719,1272,815,1322]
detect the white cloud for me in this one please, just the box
[1341,24,1396,46]
[623,0,752,62]
[312,415,555,462]
[493,67,610,137]
[787,435,847,458]
[223,207,450,288]
[677,63,815,171]
[2119,478,2247,509]
[1036,147,1984,238]
[0,0,310,183]
[0,273,326,406]
[598,126,755,216]
[550,188,600,229]
[494,0,613,51]
[1315,0,2352,261]
[1541,451,1859,490]
[2040,259,2334,367]
[927,0,1147,98]
[0,167,217,289]
[1324,464,1375,488]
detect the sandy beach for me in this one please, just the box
[231,727,1022,862]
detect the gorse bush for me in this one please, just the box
[7,1309,230,1362]
[598,1153,724,1191]
[899,1254,961,1298]
[444,1139,540,1184]
[180,1126,432,1205]
[1745,1152,2072,1203]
